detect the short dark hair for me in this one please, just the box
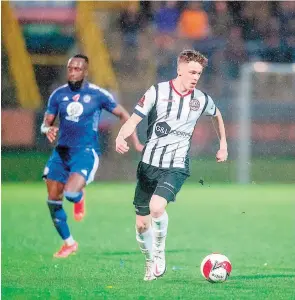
[73,54,89,64]
[177,50,208,68]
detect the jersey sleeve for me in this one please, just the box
[203,94,217,116]
[100,89,118,113]
[134,86,156,118]
[46,90,59,115]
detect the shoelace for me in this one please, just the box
[154,253,165,271]
[154,249,164,259]
[145,261,153,276]
[57,245,68,254]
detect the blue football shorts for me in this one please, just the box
[43,146,99,185]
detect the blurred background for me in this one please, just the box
[2,0,295,184]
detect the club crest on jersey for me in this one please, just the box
[66,102,83,122]
[83,95,91,103]
[72,94,80,102]
[138,95,145,107]
[189,98,200,111]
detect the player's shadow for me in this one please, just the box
[230,274,294,280]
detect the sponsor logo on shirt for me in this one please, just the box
[155,122,192,138]
[65,102,84,122]
[155,122,171,137]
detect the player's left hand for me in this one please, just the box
[116,136,130,154]
[216,149,228,163]
[134,142,144,153]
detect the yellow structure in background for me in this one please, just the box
[2,1,138,107]
[2,2,41,109]
[76,1,119,93]
[30,54,68,66]
[91,1,139,11]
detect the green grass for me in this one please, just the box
[2,151,295,183]
[2,183,295,299]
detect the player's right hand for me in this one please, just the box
[216,148,228,163]
[46,127,59,143]
[116,136,130,154]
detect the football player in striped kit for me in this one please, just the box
[116,50,228,280]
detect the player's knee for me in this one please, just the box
[150,195,167,218]
[47,191,63,201]
[46,180,64,201]
[64,190,83,203]
[48,195,63,202]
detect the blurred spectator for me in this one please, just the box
[119,4,142,49]
[114,0,294,96]
[260,31,281,63]
[277,1,295,61]
[224,26,248,80]
[227,1,243,26]
[155,38,177,82]
[238,2,268,59]
[154,1,180,34]
[253,4,272,40]
[210,1,233,38]
[139,1,154,24]
[278,1,295,29]
[156,49,177,82]
[260,18,294,63]
[178,2,210,41]
[239,2,260,41]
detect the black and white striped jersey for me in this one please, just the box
[134,80,217,170]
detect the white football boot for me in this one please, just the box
[153,247,166,278]
[144,259,156,281]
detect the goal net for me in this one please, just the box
[237,62,295,183]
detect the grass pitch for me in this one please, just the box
[2,183,294,299]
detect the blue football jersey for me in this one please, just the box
[46,81,117,153]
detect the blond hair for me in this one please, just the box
[177,50,208,68]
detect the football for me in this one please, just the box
[200,253,232,283]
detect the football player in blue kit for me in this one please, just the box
[41,54,143,258]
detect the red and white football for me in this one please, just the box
[200,253,232,283]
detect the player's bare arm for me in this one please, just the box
[212,108,228,163]
[115,113,143,154]
[41,113,59,143]
[112,105,144,152]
